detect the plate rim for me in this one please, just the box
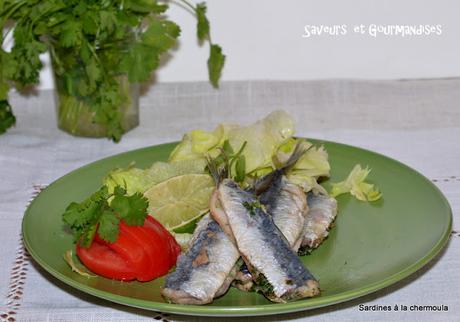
[22,139,453,317]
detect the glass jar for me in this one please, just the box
[50,46,139,138]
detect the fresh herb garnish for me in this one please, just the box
[297,246,313,256]
[0,100,15,134]
[180,0,225,88]
[242,200,262,217]
[0,0,225,140]
[62,185,149,248]
[253,272,275,298]
[208,140,247,183]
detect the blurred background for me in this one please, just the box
[33,0,460,89]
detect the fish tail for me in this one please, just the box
[253,140,311,194]
[206,155,227,185]
[279,139,311,172]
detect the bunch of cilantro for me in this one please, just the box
[0,0,225,141]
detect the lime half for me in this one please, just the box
[144,174,215,230]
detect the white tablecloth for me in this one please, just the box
[1,79,459,322]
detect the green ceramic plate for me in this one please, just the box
[22,140,452,317]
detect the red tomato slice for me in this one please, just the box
[76,240,136,281]
[117,221,170,281]
[145,216,181,266]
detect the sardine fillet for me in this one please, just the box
[301,193,338,249]
[216,179,319,302]
[234,176,308,292]
[260,176,308,252]
[162,214,240,304]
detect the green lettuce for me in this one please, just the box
[331,164,382,201]
[168,124,231,161]
[169,110,295,173]
[105,111,336,201]
[104,164,153,196]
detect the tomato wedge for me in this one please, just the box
[144,215,181,267]
[76,215,181,282]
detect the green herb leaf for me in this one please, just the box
[242,200,262,217]
[79,223,98,248]
[253,272,276,298]
[235,155,246,182]
[85,57,102,90]
[59,20,82,47]
[142,20,180,51]
[222,139,234,155]
[124,0,158,13]
[100,10,117,33]
[10,26,47,86]
[123,192,150,226]
[0,82,8,101]
[208,44,225,88]
[120,43,160,82]
[111,194,130,217]
[206,140,248,182]
[196,3,210,43]
[82,12,98,35]
[62,185,149,247]
[114,186,127,196]
[1,50,18,81]
[92,83,126,142]
[98,209,120,243]
[62,186,108,246]
[0,100,16,134]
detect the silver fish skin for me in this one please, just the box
[232,173,308,292]
[254,140,311,251]
[161,214,240,304]
[259,174,308,252]
[301,192,338,251]
[215,179,320,302]
[232,174,308,292]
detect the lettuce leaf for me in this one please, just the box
[169,110,295,173]
[331,164,382,201]
[104,164,154,196]
[63,250,96,278]
[169,124,232,161]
